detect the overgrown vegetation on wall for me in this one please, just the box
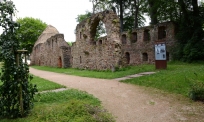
[0,0,37,118]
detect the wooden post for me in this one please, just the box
[16,50,28,117]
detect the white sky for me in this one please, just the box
[12,0,93,42]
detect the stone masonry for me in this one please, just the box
[30,25,71,68]
[72,10,122,70]
[121,22,176,65]
[31,10,176,70]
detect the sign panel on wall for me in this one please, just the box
[155,43,166,60]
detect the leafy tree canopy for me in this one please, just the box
[16,17,47,53]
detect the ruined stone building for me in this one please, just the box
[72,10,176,70]
[30,25,71,68]
[31,10,176,70]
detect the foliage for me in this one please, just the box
[172,0,204,62]
[16,17,47,53]
[67,41,73,46]
[75,11,92,23]
[0,89,115,122]
[0,0,37,118]
[188,78,204,101]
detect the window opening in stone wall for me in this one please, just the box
[122,34,127,44]
[144,29,150,41]
[158,26,166,39]
[58,56,62,68]
[125,52,130,64]
[131,32,137,43]
[83,34,87,41]
[80,32,82,39]
[80,56,82,64]
[99,40,102,45]
[142,53,148,61]
[95,21,107,39]
[91,20,107,45]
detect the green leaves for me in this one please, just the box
[0,0,38,119]
[16,17,47,53]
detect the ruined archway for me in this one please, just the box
[73,10,122,70]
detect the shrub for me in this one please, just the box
[189,79,204,101]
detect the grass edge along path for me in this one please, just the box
[31,62,204,98]
[121,62,204,97]
[0,89,115,122]
[31,64,155,79]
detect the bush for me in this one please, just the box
[189,79,204,101]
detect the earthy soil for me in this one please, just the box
[30,68,204,122]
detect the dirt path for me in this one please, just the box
[30,68,204,122]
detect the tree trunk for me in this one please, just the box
[119,0,123,32]
[133,0,139,28]
[178,0,188,20]
[148,0,158,25]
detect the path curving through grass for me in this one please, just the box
[30,67,204,122]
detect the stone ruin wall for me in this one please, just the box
[31,11,176,70]
[71,10,176,70]
[31,34,71,68]
[121,22,176,65]
[71,10,122,70]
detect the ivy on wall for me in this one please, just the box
[0,0,37,118]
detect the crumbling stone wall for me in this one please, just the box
[121,22,176,65]
[31,11,176,70]
[31,34,71,68]
[72,10,176,70]
[71,10,122,70]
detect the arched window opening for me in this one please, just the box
[122,34,127,44]
[80,56,82,64]
[131,32,137,43]
[99,40,102,45]
[90,20,107,44]
[125,52,130,64]
[80,32,82,39]
[142,53,148,61]
[144,29,150,41]
[58,56,62,68]
[83,34,87,41]
[158,26,166,39]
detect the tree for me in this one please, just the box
[0,0,37,118]
[16,17,47,53]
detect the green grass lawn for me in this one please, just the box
[1,89,115,122]
[31,76,65,92]
[0,75,65,92]
[0,66,114,121]
[31,64,155,79]
[32,62,204,98]
[121,62,204,97]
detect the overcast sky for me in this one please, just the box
[12,0,93,42]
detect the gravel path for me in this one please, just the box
[30,67,204,122]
